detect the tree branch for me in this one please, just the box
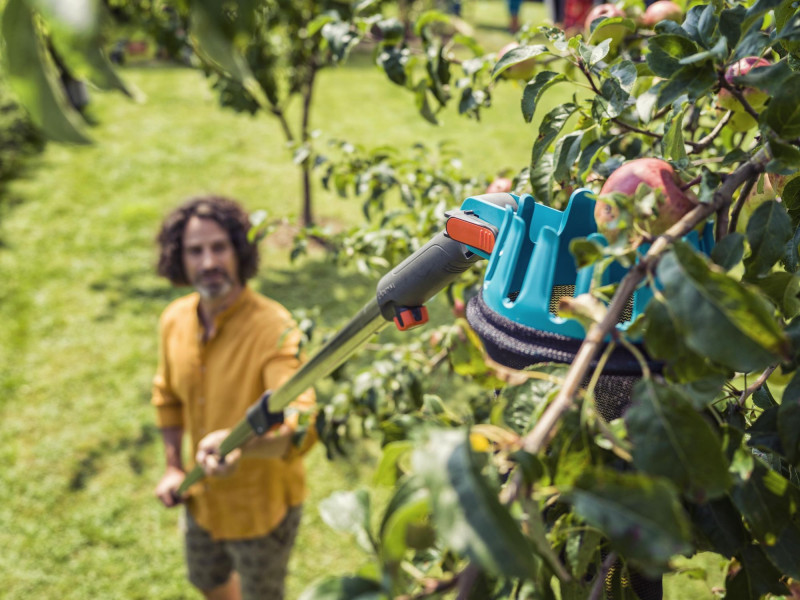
[521,148,770,455]
[687,110,733,153]
[727,175,757,235]
[738,365,778,407]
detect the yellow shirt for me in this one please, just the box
[152,286,316,540]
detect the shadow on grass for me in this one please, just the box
[69,422,159,491]
[90,268,186,320]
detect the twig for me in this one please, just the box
[687,110,732,153]
[395,564,464,600]
[738,365,778,407]
[521,148,770,455]
[727,175,757,235]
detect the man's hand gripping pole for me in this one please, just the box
[174,194,517,497]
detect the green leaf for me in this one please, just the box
[373,440,413,486]
[726,544,789,599]
[784,178,800,230]
[413,10,450,37]
[414,84,438,125]
[747,405,783,453]
[593,77,629,120]
[730,460,800,578]
[412,429,541,579]
[609,60,637,93]
[647,35,701,78]
[553,131,583,182]
[318,490,373,552]
[657,64,716,109]
[32,0,132,97]
[719,4,746,49]
[643,296,721,381]
[768,136,800,173]
[531,103,578,165]
[578,38,610,68]
[661,103,688,163]
[764,73,800,139]
[570,237,605,269]
[530,151,554,205]
[656,242,789,371]
[744,200,794,280]
[755,271,800,318]
[0,0,90,144]
[627,380,731,502]
[687,497,749,557]
[380,495,432,561]
[783,227,800,273]
[492,44,548,80]
[578,134,618,178]
[711,232,745,271]
[378,474,427,538]
[677,35,727,66]
[521,71,566,123]
[189,0,267,108]
[778,370,800,465]
[565,468,692,576]
[377,48,408,86]
[297,576,384,600]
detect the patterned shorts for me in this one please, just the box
[184,505,302,600]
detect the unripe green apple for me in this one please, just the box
[497,42,537,81]
[594,158,697,240]
[640,0,682,28]
[717,56,770,131]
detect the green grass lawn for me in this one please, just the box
[0,2,727,598]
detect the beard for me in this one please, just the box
[193,268,235,300]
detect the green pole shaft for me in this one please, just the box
[176,298,388,496]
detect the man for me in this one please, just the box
[152,195,316,600]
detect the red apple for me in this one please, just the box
[453,298,466,318]
[584,4,630,54]
[717,56,771,131]
[584,3,625,32]
[595,158,697,239]
[497,42,537,81]
[486,177,513,194]
[640,0,683,28]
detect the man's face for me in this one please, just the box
[182,215,240,300]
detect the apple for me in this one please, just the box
[717,56,771,132]
[486,177,513,194]
[497,42,537,81]
[584,3,625,32]
[594,158,697,239]
[584,4,630,54]
[453,298,466,318]
[640,0,683,28]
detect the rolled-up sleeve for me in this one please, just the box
[152,315,183,428]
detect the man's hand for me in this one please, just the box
[155,465,186,507]
[196,429,242,478]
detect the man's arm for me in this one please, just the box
[154,426,185,507]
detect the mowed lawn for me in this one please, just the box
[0,2,726,598]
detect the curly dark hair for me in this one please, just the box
[156,195,259,286]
